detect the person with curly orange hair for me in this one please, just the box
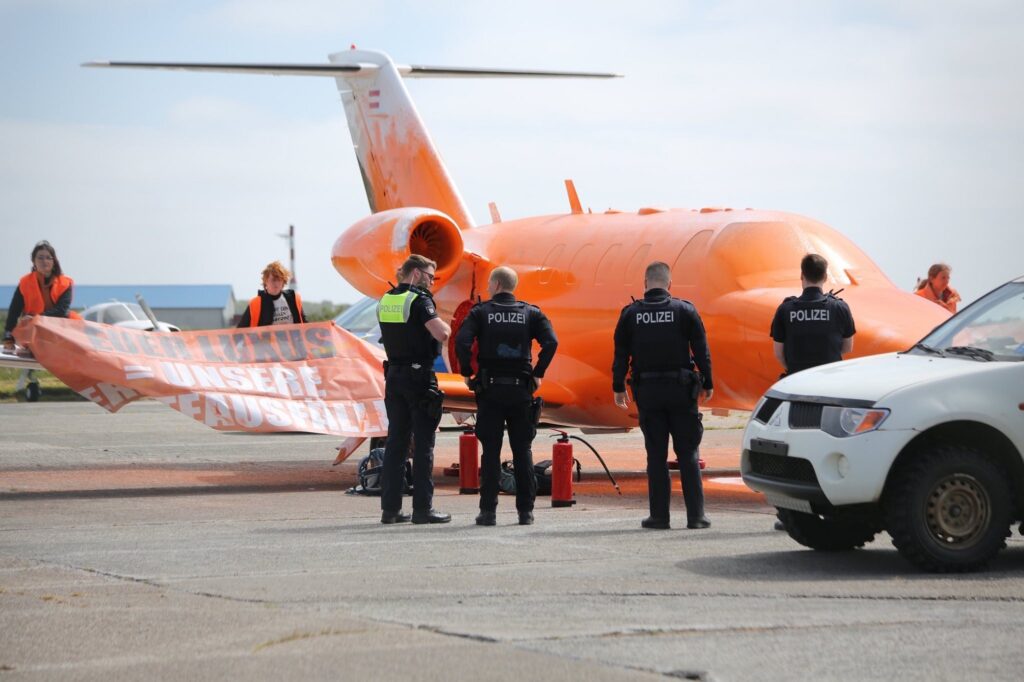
[236,261,307,327]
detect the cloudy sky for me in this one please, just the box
[1,1,1021,307]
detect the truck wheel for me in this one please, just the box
[26,382,40,402]
[777,508,879,550]
[885,445,1012,573]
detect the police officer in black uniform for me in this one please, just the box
[613,261,713,530]
[769,253,855,530]
[456,266,558,526]
[377,254,452,525]
[770,253,855,376]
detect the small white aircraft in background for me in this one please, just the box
[81,301,180,333]
[2,294,176,400]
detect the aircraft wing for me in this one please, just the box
[436,372,575,411]
[0,348,43,371]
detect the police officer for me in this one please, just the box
[770,253,855,377]
[377,254,451,525]
[456,266,558,526]
[613,261,713,530]
[769,253,855,530]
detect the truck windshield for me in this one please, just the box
[915,281,1024,361]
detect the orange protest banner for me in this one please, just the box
[14,317,388,438]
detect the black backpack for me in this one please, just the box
[499,458,580,496]
[351,447,413,496]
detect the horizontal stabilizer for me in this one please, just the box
[405,65,621,79]
[83,60,621,80]
[83,61,366,77]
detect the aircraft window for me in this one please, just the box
[625,244,652,284]
[540,244,565,285]
[103,303,138,324]
[566,244,594,286]
[595,244,622,285]
[672,230,713,285]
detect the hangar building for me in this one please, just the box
[0,284,236,330]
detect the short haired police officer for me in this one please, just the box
[455,266,558,526]
[613,261,713,530]
[771,254,855,376]
[377,254,452,525]
[769,253,855,531]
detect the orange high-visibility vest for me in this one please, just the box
[247,291,303,327]
[18,272,80,319]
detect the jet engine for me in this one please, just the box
[332,207,465,297]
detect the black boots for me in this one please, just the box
[381,510,410,524]
[687,516,711,529]
[412,509,451,524]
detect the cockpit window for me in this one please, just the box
[103,303,143,324]
[914,282,1024,361]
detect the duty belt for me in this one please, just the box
[387,361,433,370]
[635,370,684,380]
[488,376,528,386]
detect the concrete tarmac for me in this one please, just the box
[2,402,1023,681]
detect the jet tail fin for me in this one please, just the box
[85,50,619,230]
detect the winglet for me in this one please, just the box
[565,179,583,215]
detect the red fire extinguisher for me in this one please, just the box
[458,427,480,494]
[551,431,576,507]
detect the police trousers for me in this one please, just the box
[381,365,440,513]
[475,384,536,513]
[633,381,705,523]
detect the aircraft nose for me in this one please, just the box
[837,286,948,357]
[700,285,950,410]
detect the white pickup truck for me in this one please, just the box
[742,276,1024,572]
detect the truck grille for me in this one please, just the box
[754,397,782,423]
[748,450,819,484]
[788,402,823,429]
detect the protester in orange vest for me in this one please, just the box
[3,240,78,349]
[236,260,307,327]
[914,263,961,314]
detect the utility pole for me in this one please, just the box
[278,224,297,290]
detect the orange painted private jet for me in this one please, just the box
[86,48,947,431]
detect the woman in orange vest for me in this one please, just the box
[914,263,961,314]
[236,260,307,327]
[3,240,78,348]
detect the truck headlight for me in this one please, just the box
[821,407,889,437]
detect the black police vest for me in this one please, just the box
[783,294,845,372]
[628,297,692,372]
[377,286,438,364]
[475,299,533,375]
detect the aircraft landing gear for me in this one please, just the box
[15,369,40,402]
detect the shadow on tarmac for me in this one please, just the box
[678,545,1024,580]
[0,483,350,500]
